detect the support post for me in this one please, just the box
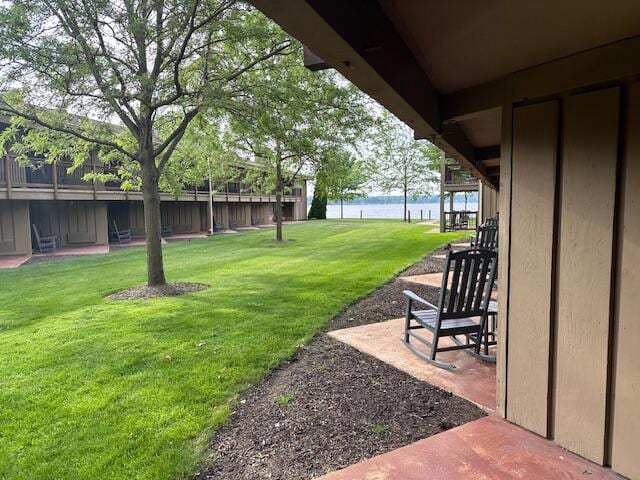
[439,151,446,232]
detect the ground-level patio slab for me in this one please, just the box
[33,245,110,257]
[233,226,260,231]
[164,232,208,242]
[401,272,447,289]
[328,318,495,411]
[0,255,30,269]
[318,416,624,480]
[110,238,168,249]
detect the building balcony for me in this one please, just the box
[1,157,304,202]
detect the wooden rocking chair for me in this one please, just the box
[110,220,132,244]
[32,224,57,254]
[403,248,498,369]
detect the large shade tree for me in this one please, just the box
[316,152,367,219]
[372,113,440,221]
[223,47,369,241]
[0,0,290,285]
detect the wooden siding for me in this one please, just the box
[507,100,558,436]
[128,201,145,237]
[161,202,202,233]
[479,183,499,224]
[0,200,15,253]
[502,84,640,475]
[496,76,513,418]
[610,81,640,479]
[229,203,250,226]
[554,87,619,463]
[30,200,107,246]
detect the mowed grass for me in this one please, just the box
[0,220,465,480]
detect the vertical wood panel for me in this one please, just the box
[507,100,558,436]
[497,77,513,418]
[554,87,619,463]
[611,81,640,479]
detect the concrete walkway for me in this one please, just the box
[318,416,624,480]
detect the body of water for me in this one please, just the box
[326,202,478,220]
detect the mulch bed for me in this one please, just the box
[105,282,208,300]
[194,251,486,480]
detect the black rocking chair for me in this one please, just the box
[110,220,132,244]
[471,224,499,251]
[403,248,498,369]
[32,224,57,254]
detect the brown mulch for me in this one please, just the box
[195,337,484,480]
[194,251,486,480]
[105,282,208,300]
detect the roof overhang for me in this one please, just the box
[249,0,640,190]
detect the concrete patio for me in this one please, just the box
[329,318,496,411]
[318,416,624,480]
[0,255,30,269]
[34,245,110,257]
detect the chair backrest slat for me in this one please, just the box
[32,224,41,244]
[473,255,491,311]
[447,256,463,313]
[440,249,497,320]
[464,256,481,311]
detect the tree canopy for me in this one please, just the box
[370,113,440,221]
[0,0,292,284]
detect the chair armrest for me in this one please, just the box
[402,290,438,310]
[41,235,57,242]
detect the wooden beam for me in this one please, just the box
[441,78,506,122]
[249,0,491,184]
[485,166,500,177]
[303,46,329,71]
[513,35,640,102]
[476,145,501,162]
[305,0,440,129]
[439,122,487,177]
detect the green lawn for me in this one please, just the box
[0,220,464,480]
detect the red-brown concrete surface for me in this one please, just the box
[401,272,447,288]
[328,318,496,411]
[34,245,110,257]
[0,255,30,269]
[318,416,625,480]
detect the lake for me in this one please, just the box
[326,202,478,220]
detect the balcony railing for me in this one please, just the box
[444,167,478,186]
[0,157,304,198]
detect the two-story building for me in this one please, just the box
[0,129,307,258]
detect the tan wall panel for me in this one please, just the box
[95,202,108,245]
[497,86,513,418]
[507,100,558,436]
[30,200,101,245]
[0,200,15,252]
[554,87,619,463]
[611,81,640,479]
[229,203,250,226]
[161,202,198,232]
[128,201,145,237]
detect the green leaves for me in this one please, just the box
[371,112,440,199]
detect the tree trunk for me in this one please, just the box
[403,187,408,222]
[340,198,343,219]
[141,155,166,286]
[275,160,283,242]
